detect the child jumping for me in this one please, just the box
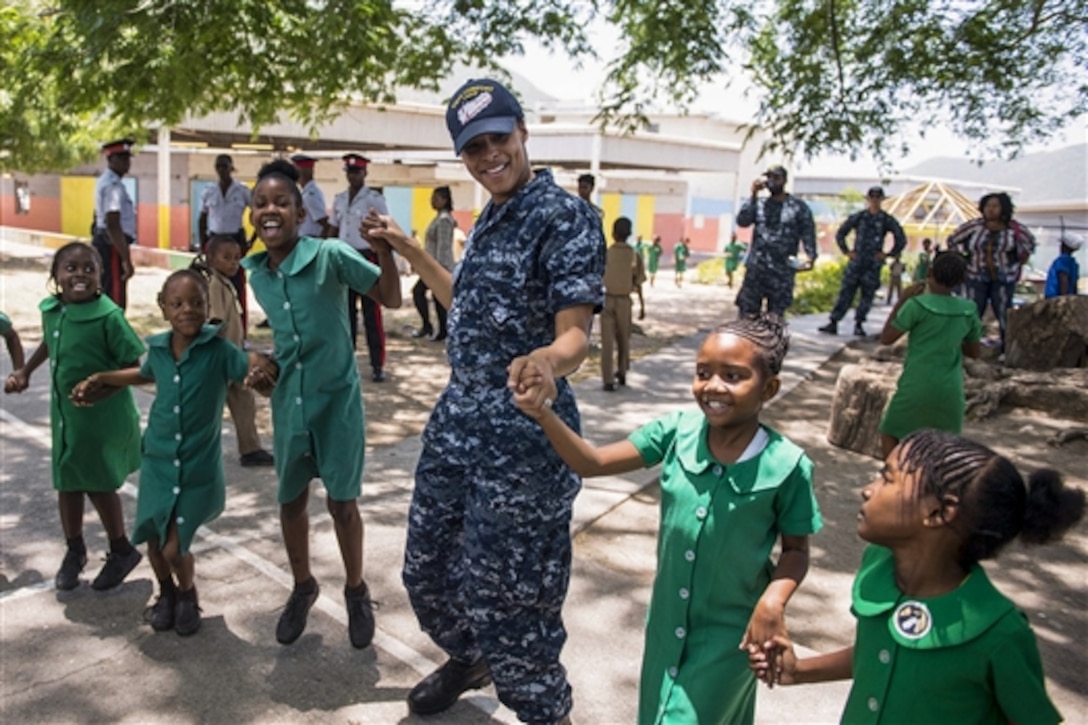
[72,270,277,635]
[514,315,822,724]
[750,428,1083,724]
[241,160,401,650]
[198,233,274,467]
[4,243,143,591]
[879,251,982,457]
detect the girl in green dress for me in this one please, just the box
[878,251,982,458]
[73,270,276,636]
[5,243,144,592]
[514,315,822,724]
[751,429,1081,725]
[648,236,663,287]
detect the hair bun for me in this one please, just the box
[1022,469,1085,545]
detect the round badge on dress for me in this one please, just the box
[893,601,932,639]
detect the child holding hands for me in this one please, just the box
[241,159,401,650]
[879,251,982,457]
[749,429,1082,724]
[72,270,277,635]
[514,315,822,724]
[5,243,144,592]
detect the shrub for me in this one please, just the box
[788,257,848,315]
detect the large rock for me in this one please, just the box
[826,360,1088,459]
[1005,295,1088,370]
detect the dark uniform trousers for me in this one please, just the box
[735,263,797,316]
[829,259,883,324]
[92,231,132,311]
[403,370,579,724]
[347,248,385,371]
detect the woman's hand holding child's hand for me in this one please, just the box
[740,598,789,687]
[246,353,279,397]
[361,211,413,255]
[508,353,558,420]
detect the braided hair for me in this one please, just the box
[930,249,968,288]
[898,429,1085,568]
[712,314,790,376]
[157,268,209,308]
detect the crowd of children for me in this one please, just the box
[1,86,1084,723]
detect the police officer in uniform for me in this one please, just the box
[819,185,907,336]
[93,139,136,310]
[365,78,604,724]
[734,165,816,317]
[291,154,330,239]
[328,154,389,382]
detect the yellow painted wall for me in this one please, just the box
[60,177,97,238]
[601,193,621,245]
[635,196,655,240]
[411,187,433,242]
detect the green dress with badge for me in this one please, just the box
[880,294,982,440]
[132,325,248,553]
[242,237,380,504]
[844,545,1061,724]
[628,412,823,725]
[40,295,144,492]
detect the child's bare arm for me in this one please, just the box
[366,239,404,309]
[962,340,981,358]
[2,326,25,371]
[750,636,853,687]
[5,341,49,393]
[741,534,810,652]
[71,366,149,405]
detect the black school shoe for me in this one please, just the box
[276,580,319,645]
[147,588,177,631]
[91,547,142,590]
[345,582,377,649]
[174,587,201,637]
[407,657,492,716]
[239,449,275,467]
[55,548,87,591]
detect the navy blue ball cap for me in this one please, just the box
[446,79,524,155]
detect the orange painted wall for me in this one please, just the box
[1,194,62,234]
[653,213,685,246]
[682,218,721,254]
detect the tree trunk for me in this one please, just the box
[826,362,899,460]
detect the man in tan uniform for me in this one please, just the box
[601,216,641,391]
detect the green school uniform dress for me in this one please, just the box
[242,237,380,504]
[674,242,690,273]
[0,311,12,336]
[628,413,823,725]
[844,545,1061,725]
[132,325,248,553]
[879,294,982,440]
[648,245,663,274]
[724,241,747,273]
[912,251,931,283]
[40,295,143,493]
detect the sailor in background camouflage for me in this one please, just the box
[819,185,908,337]
[734,165,817,316]
[364,78,604,724]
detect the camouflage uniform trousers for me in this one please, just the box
[402,374,580,724]
[735,264,797,316]
[829,260,883,323]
